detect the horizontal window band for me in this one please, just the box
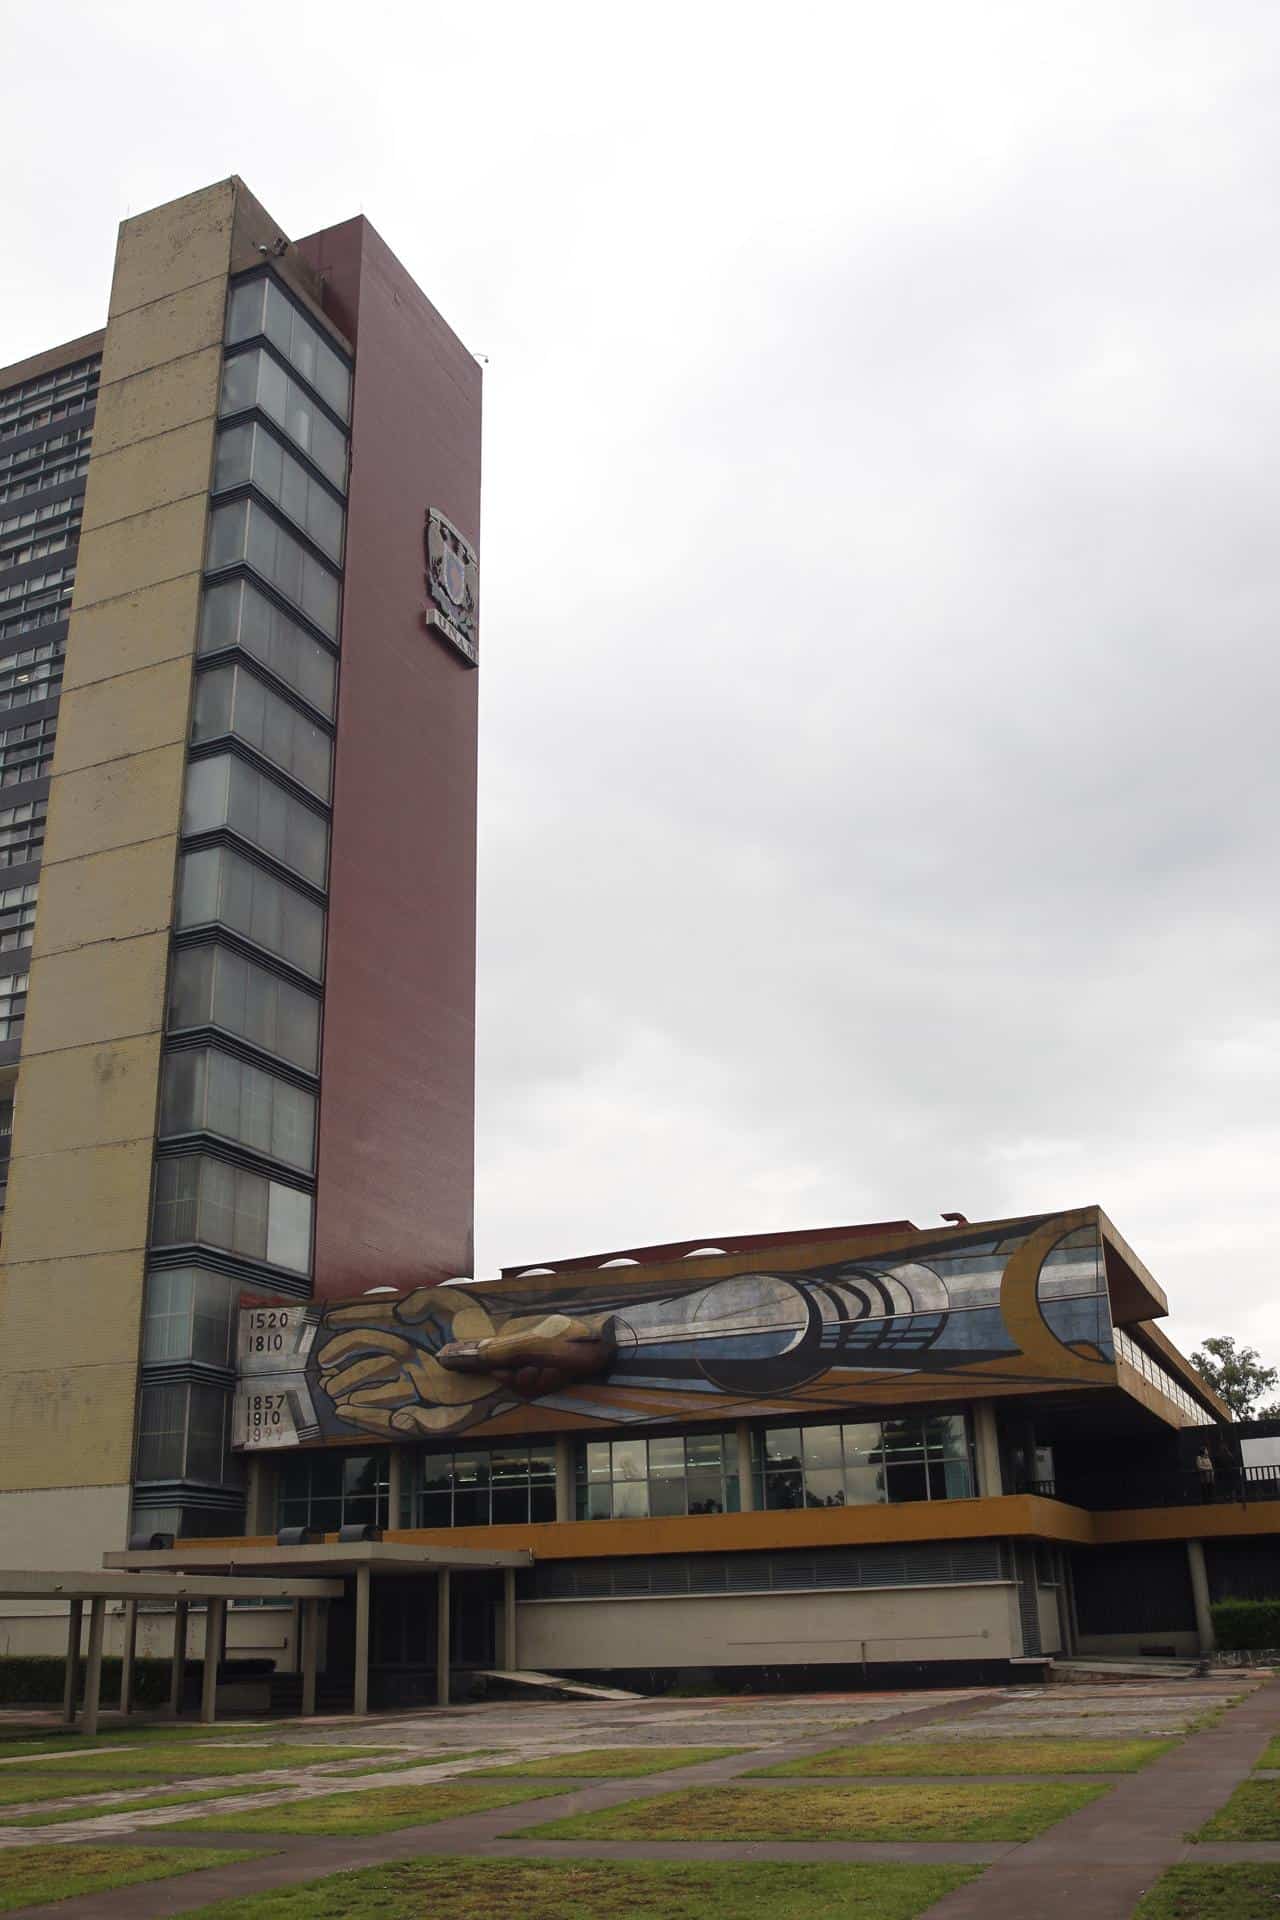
[187,730,334,818]
[162,1025,321,1095]
[208,480,345,583]
[152,1128,317,1193]
[202,561,342,656]
[226,265,355,368]
[0,475,89,519]
[0,405,97,461]
[168,923,327,1002]
[196,638,339,732]
[178,825,329,909]
[216,401,348,506]
[0,545,80,593]
[145,1243,315,1300]
[131,1482,244,1508]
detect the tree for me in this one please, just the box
[1190,1336,1280,1421]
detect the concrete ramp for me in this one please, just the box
[480,1668,641,1701]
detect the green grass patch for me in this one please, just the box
[519,1779,1108,1843]
[1135,1863,1280,1916]
[168,1778,561,1837]
[177,1856,980,1920]
[470,1746,745,1778]
[1195,1780,1280,1840]
[1255,1737,1280,1768]
[751,1736,1173,1777]
[0,1843,257,1913]
[0,1743,402,1812]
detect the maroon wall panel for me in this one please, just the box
[295,217,480,1294]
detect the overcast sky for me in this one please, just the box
[6,1,1279,1362]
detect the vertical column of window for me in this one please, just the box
[140,288,350,1531]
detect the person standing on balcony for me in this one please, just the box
[1196,1445,1216,1502]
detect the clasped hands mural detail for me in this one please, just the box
[238,1210,1117,1446]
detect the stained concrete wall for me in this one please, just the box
[517,1582,1022,1671]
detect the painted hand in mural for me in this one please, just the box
[437,1313,618,1398]
[314,1287,616,1436]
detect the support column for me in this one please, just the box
[436,1568,451,1706]
[118,1600,138,1715]
[554,1436,573,1523]
[736,1422,755,1511]
[353,1566,371,1716]
[81,1598,106,1738]
[300,1598,318,1716]
[1187,1539,1216,1654]
[973,1402,1003,1497]
[200,1599,226,1724]
[502,1566,518,1670]
[245,1458,267,1536]
[61,1600,83,1724]
[168,1601,189,1719]
[386,1446,402,1530]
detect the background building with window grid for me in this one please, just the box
[0,178,480,1646]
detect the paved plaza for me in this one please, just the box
[0,1674,1274,1918]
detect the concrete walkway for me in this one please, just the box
[2,1679,1272,1920]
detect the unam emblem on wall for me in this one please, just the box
[424,507,479,666]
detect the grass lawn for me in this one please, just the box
[167,1778,562,1837]
[0,1744,408,1813]
[177,1856,981,1919]
[1256,1737,1280,1768]
[0,1843,256,1914]
[470,1746,745,1778]
[750,1737,1174,1777]
[518,1779,1108,1843]
[1135,1863,1280,1916]
[1194,1781,1280,1840]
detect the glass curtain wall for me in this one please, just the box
[753,1413,975,1509]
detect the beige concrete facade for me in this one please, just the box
[0,181,244,1585]
[516,1581,1023,1671]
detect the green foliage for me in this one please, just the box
[1136,1865,1280,1917]
[1189,1336,1279,1419]
[0,1845,255,1914]
[1210,1599,1280,1650]
[0,1654,271,1707]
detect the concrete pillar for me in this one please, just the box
[973,1403,1003,1497]
[200,1599,226,1724]
[436,1568,451,1706]
[386,1446,402,1529]
[353,1566,371,1716]
[245,1458,267,1536]
[554,1436,574,1523]
[502,1566,518,1670]
[736,1422,755,1511]
[1187,1539,1216,1654]
[300,1598,319,1715]
[118,1599,138,1714]
[168,1601,189,1718]
[61,1600,83,1724]
[81,1598,106,1738]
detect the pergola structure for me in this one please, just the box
[0,1569,344,1737]
[103,1540,534,1717]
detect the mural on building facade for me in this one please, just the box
[233,1209,1117,1450]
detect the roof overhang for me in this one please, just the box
[0,1569,344,1602]
[103,1541,532,1578]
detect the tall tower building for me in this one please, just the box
[0,178,481,1608]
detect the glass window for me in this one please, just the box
[183,756,328,890]
[167,943,320,1074]
[200,579,337,719]
[754,1412,975,1509]
[142,1266,274,1368]
[0,799,46,868]
[402,1445,558,1528]
[278,1451,387,1532]
[192,665,332,800]
[206,499,340,640]
[0,969,28,1040]
[176,847,325,980]
[135,1382,231,1486]
[220,346,348,490]
[160,1046,315,1173]
[150,1152,312,1274]
[214,422,344,565]
[227,278,352,421]
[573,1431,740,1521]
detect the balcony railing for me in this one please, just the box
[1013,1465,1280,1511]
